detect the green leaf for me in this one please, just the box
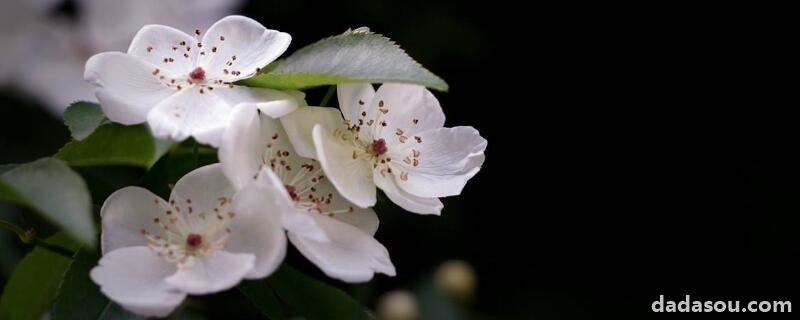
[140,141,219,199]
[0,158,95,247]
[52,249,144,320]
[63,102,106,141]
[0,164,17,174]
[239,28,448,92]
[0,181,23,205]
[265,265,368,320]
[238,281,285,320]
[0,166,22,204]
[0,233,79,320]
[55,123,172,168]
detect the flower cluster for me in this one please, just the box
[87,16,487,317]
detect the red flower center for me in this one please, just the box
[189,67,206,81]
[371,139,388,156]
[186,234,203,247]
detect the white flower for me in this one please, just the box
[90,164,286,317]
[14,22,97,113]
[219,104,396,282]
[0,0,59,82]
[281,83,487,214]
[0,0,81,110]
[2,0,241,115]
[84,15,297,146]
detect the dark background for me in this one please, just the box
[2,1,798,319]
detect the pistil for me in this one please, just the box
[186,233,203,247]
[189,67,206,81]
[371,139,388,156]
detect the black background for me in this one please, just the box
[2,1,798,319]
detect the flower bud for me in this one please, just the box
[377,290,418,320]
[435,260,476,300]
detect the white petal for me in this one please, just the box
[312,124,376,208]
[84,52,176,125]
[226,181,288,279]
[198,15,290,81]
[285,89,309,107]
[169,164,235,230]
[127,24,198,75]
[211,86,298,118]
[254,168,330,243]
[374,174,443,215]
[192,125,228,148]
[250,152,373,239]
[392,126,487,198]
[334,206,379,236]
[0,34,20,82]
[336,83,375,122]
[147,85,295,146]
[164,250,255,295]
[14,22,95,114]
[146,86,232,146]
[0,0,56,23]
[289,214,395,283]
[20,53,94,115]
[372,83,445,140]
[219,104,265,190]
[219,106,330,243]
[90,246,185,317]
[0,1,59,83]
[100,187,170,254]
[280,106,346,159]
[302,178,379,236]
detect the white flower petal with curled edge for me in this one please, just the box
[281,83,487,215]
[219,105,395,283]
[91,164,286,317]
[84,15,298,146]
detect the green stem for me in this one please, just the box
[0,219,30,242]
[319,85,336,107]
[0,219,75,258]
